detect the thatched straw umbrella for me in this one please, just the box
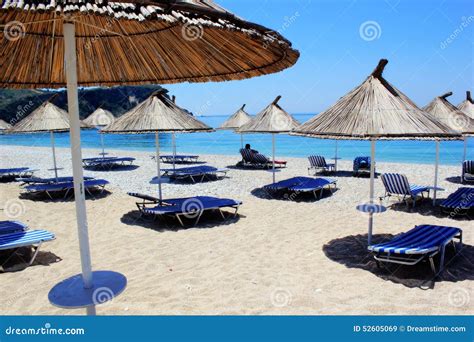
[292,59,459,245]
[458,91,474,119]
[9,99,70,180]
[83,108,115,157]
[424,92,474,163]
[237,96,300,183]
[104,90,212,200]
[0,119,12,131]
[0,0,298,315]
[219,104,252,148]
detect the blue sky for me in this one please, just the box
[166,0,473,116]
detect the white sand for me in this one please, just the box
[0,145,472,315]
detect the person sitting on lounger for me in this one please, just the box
[245,144,259,154]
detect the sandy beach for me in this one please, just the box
[0,145,472,315]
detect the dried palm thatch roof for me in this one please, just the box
[103,89,212,133]
[219,104,252,129]
[0,119,12,130]
[458,91,474,119]
[423,92,474,136]
[0,0,299,89]
[237,96,300,133]
[83,108,115,127]
[292,59,459,140]
[9,100,70,133]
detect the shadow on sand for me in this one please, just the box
[120,209,242,232]
[323,233,474,289]
[250,186,338,202]
[19,189,112,202]
[1,249,61,273]
[385,199,473,220]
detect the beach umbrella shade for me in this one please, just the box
[458,91,474,119]
[103,90,213,200]
[83,108,116,156]
[219,104,252,148]
[424,92,474,164]
[291,59,459,245]
[9,99,70,180]
[0,0,299,315]
[0,118,12,131]
[237,96,300,183]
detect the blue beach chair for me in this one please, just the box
[462,160,474,183]
[353,156,373,176]
[264,177,337,199]
[24,179,109,199]
[368,225,462,274]
[160,165,228,183]
[239,149,287,169]
[134,195,242,226]
[0,228,55,269]
[159,155,199,164]
[308,155,335,174]
[82,157,135,170]
[380,173,430,207]
[0,167,36,179]
[0,221,28,235]
[18,176,94,184]
[440,187,474,215]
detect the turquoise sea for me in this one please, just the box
[0,114,472,166]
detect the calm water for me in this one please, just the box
[0,114,472,165]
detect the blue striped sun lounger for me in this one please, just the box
[264,177,337,199]
[0,167,37,179]
[17,176,94,184]
[160,165,228,183]
[308,155,335,175]
[462,160,474,183]
[141,196,242,226]
[82,157,135,170]
[239,149,287,169]
[380,173,430,207]
[440,187,474,215]
[24,179,109,199]
[353,156,373,176]
[0,228,55,269]
[368,225,462,274]
[0,221,28,235]
[159,155,199,164]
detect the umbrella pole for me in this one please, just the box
[241,133,244,149]
[334,140,338,172]
[463,137,467,162]
[50,131,58,181]
[172,132,176,170]
[100,130,105,157]
[272,134,276,183]
[155,132,163,201]
[368,140,376,245]
[433,140,440,206]
[63,22,95,315]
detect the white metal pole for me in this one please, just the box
[50,131,58,181]
[368,140,376,245]
[433,140,440,206]
[240,133,244,149]
[272,134,276,183]
[463,137,467,162]
[100,131,105,157]
[172,132,176,170]
[64,22,95,316]
[155,132,163,201]
[334,140,338,172]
